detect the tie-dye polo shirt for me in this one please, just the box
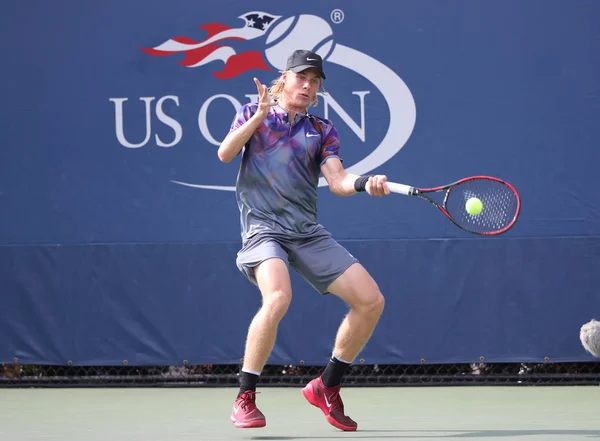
[229,103,341,243]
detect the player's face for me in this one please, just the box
[283,69,321,110]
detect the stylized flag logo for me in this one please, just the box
[142,11,281,80]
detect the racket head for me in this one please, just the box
[417,176,521,236]
[445,176,520,235]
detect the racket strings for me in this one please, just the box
[445,179,519,234]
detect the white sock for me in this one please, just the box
[242,368,261,376]
[332,352,353,364]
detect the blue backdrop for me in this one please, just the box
[1,0,599,366]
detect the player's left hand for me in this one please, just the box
[366,175,390,197]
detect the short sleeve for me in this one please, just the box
[318,124,341,166]
[230,103,256,132]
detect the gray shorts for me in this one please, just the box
[236,228,358,295]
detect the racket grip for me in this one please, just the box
[387,182,414,195]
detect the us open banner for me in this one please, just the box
[1,0,599,366]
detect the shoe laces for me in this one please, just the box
[239,391,259,411]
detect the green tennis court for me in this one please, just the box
[1,386,598,440]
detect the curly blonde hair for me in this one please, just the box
[268,70,327,108]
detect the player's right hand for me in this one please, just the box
[254,77,278,119]
[366,175,391,197]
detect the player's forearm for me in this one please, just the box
[330,173,361,197]
[217,113,265,163]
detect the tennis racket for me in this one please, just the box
[387,176,521,236]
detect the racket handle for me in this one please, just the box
[387,182,414,195]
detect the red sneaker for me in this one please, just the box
[230,391,266,428]
[302,377,357,431]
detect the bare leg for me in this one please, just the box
[300,263,383,432]
[326,263,385,363]
[242,258,292,373]
[232,258,292,428]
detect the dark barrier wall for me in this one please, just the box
[1,0,599,366]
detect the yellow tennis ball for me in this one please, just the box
[466,197,483,215]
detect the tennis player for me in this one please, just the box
[218,49,389,432]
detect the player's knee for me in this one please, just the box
[262,289,292,321]
[353,289,385,319]
[368,291,385,318]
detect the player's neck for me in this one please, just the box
[278,99,307,121]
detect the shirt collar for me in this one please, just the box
[273,105,310,124]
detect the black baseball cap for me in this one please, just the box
[286,49,326,79]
